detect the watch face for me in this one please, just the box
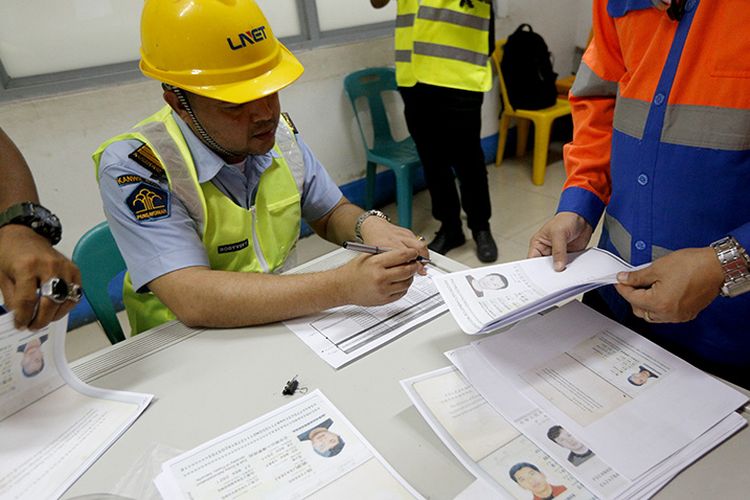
[0,202,62,245]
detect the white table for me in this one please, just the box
[63,254,749,499]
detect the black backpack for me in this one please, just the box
[500,24,558,110]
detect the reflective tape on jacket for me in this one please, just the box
[557,0,750,369]
[395,0,492,92]
[93,106,303,334]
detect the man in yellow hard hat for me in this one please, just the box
[93,0,428,335]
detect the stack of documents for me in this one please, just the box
[402,302,748,499]
[0,313,152,499]
[433,248,638,334]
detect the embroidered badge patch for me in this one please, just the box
[128,144,166,181]
[218,239,249,254]
[125,183,170,222]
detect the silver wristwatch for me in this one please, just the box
[710,236,750,298]
[354,209,390,242]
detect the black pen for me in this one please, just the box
[343,241,431,264]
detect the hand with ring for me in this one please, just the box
[0,225,82,329]
[39,278,83,304]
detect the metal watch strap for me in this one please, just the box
[354,210,390,243]
[710,236,750,298]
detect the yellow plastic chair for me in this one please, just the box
[492,39,572,185]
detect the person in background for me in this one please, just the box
[0,127,81,330]
[528,0,750,388]
[95,0,428,335]
[370,0,498,263]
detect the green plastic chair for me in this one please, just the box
[72,221,127,344]
[344,67,422,228]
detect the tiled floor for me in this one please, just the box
[65,147,574,360]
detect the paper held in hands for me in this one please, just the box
[432,248,643,334]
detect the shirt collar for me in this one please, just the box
[172,111,281,182]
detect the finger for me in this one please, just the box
[397,236,429,258]
[383,261,420,283]
[375,248,420,267]
[631,306,652,322]
[30,297,64,330]
[387,275,414,295]
[528,239,551,259]
[617,266,656,288]
[51,299,77,322]
[549,230,569,271]
[614,283,654,312]
[52,264,82,322]
[9,274,41,329]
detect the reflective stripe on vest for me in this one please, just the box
[93,106,304,334]
[604,212,672,262]
[395,0,492,92]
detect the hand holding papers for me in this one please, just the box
[432,248,638,334]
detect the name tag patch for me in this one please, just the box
[218,239,249,254]
[126,183,170,222]
[117,174,147,186]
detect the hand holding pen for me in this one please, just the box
[343,241,431,265]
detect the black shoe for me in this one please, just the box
[428,228,466,255]
[473,230,498,263]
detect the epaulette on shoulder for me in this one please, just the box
[281,112,299,134]
[128,144,166,180]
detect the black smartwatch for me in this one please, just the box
[0,202,62,245]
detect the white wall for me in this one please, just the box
[0,0,590,259]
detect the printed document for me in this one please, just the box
[155,389,422,499]
[284,249,447,368]
[0,313,153,499]
[432,248,636,334]
[445,343,747,499]
[402,366,595,499]
[469,301,748,479]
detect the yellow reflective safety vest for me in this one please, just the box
[395,0,493,92]
[93,106,304,335]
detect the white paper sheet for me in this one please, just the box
[467,301,748,480]
[0,313,153,499]
[442,346,747,499]
[155,389,422,499]
[401,366,596,500]
[432,248,637,334]
[284,249,447,368]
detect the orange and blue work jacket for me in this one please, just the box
[561,0,750,369]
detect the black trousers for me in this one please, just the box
[400,83,492,233]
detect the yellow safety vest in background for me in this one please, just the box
[93,106,303,334]
[395,0,492,92]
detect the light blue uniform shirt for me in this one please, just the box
[98,112,343,291]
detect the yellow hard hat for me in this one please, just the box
[139,0,304,104]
